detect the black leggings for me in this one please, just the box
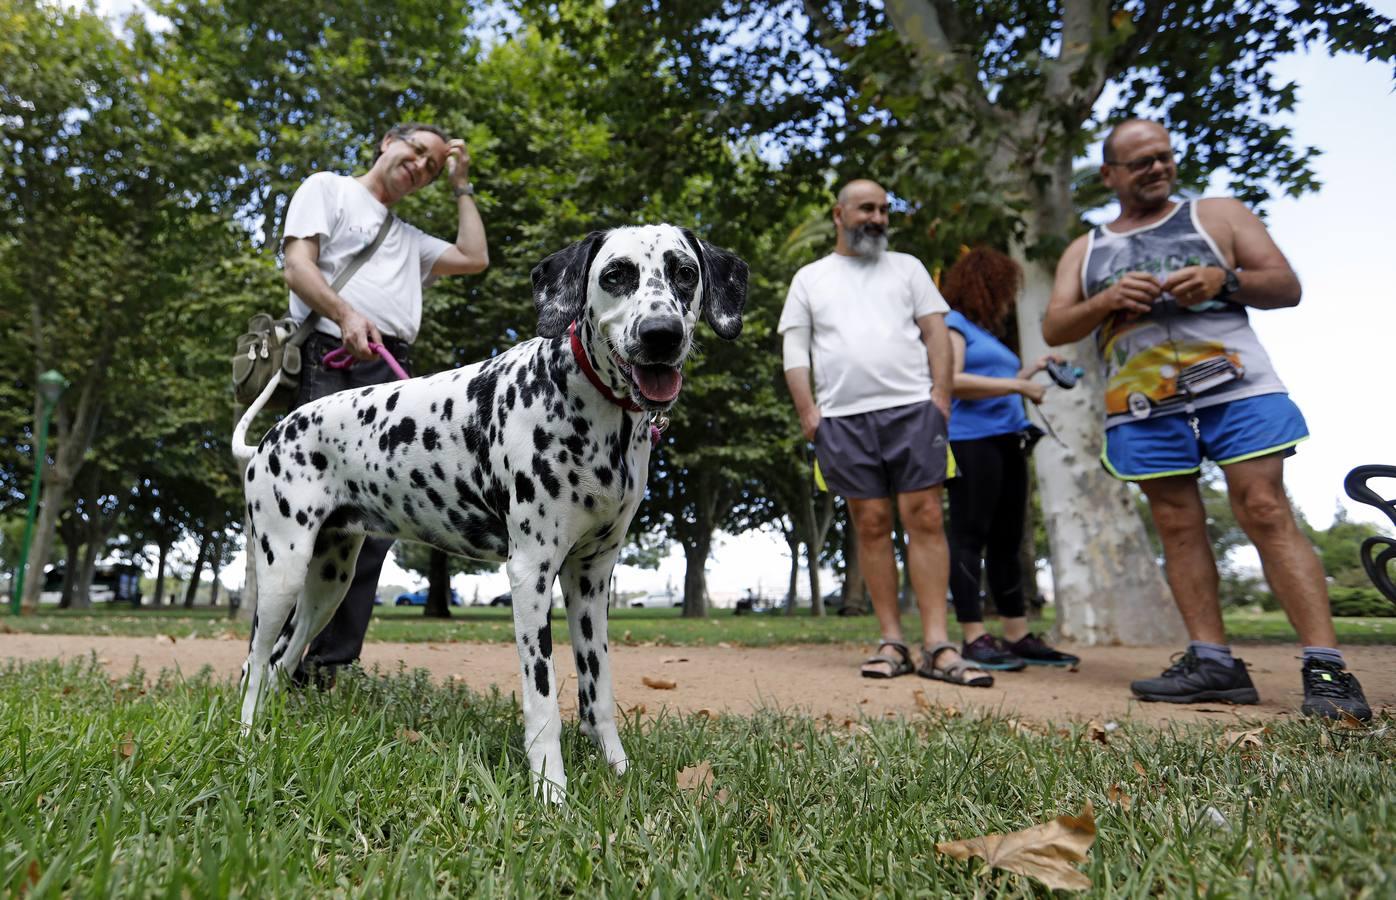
[947,433,1029,623]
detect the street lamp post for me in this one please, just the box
[10,370,68,615]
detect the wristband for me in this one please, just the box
[452,183,475,198]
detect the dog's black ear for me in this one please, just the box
[682,229,749,341]
[530,230,608,338]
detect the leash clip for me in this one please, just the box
[649,413,669,448]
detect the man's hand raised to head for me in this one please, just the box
[446,139,472,190]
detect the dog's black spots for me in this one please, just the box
[562,434,586,457]
[296,511,308,526]
[538,619,553,658]
[567,471,580,487]
[586,709,596,727]
[386,391,400,412]
[532,456,561,499]
[535,573,548,595]
[246,465,256,482]
[431,463,446,482]
[310,451,328,471]
[385,417,417,455]
[588,682,596,703]
[264,422,284,445]
[514,473,536,505]
[595,523,615,542]
[505,384,518,410]
[580,612,593,640]
[293,451,307,468]
[569,416,591,439]
[359,405,378,425]
[587,650,600,678]
[454,477,484,510]
[483,476,511,518]
[246,502,255,522]
[368,482,380,496]
[519,518,532,536]
[339,572,348,583]
[268,452,281,477]
[347,480,360,497]
[533,660,549,697]
[278,496,291,518]
[462,423,486,455]
[422,427,440,451]
[556,451,569,466]
[442,398,454,421]
[323,506,359,530]
[596,466,613,487]
[338,543,351,561]
[321,561,337,582]
[260,534,274,565]
[410,469,428,489]
[426,487,445,510]
[533,426,552,452]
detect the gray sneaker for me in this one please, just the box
[1130,650,1260,705]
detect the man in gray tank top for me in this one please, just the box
[1042,119,1369,721]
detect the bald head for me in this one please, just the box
[1103,119,1169,164]
[836,179,886,208]
[833,179,890,258]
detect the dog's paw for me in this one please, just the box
[533,776,568,806]
[609,755,629,776]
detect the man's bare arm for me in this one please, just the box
[431,139,489,276]
[783,367,821,441]
[1174,198,1301,309]
[283,236,381,359]
[916,312,953,418]
[1042,236,1159,346]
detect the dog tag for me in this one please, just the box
[650,424,661,447]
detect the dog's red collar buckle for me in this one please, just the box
[568,321,664,447]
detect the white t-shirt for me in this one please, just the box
[282,171,452,344]
[778,251,949,417]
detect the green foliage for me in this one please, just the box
[1329,585,1395,618]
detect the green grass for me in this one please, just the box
[6,603,1394,647]
[2,658,1393,897]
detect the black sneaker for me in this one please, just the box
[1130,650,1260,705]
[1008,633,1080,667]
[962,634,1027,671]
[1300,658,1372,721]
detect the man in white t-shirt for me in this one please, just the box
[280,122,490,687]
[779,179,991,687]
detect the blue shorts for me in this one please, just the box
[1102,393,1309,481]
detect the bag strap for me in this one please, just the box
[289,212,396,347]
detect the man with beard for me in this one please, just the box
[280,122,489,687]
[1043,119,1369,719]
[779,180,990,686]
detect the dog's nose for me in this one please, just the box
[637,316,685,358]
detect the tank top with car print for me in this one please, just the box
[1081,199,1287,430]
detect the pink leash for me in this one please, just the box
[321,343,411,381]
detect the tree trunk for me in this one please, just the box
[184,530,212,608]
[783,525,800,615]
[840,516,870,614]
[1012,164,1185,646]
[681,532,712,618]
[73,539,99,610]
[806,490,835,616]
[1020,469,1042,616]
[56,534,80,609]
[153,539,170,612]
[237,513,257,621]
[208,537,223,607]
[424,547,452,618]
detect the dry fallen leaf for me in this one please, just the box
[677,762,729,803]
[843,719,872,736]
[662,657,690,664]
[627,703,647,716]
[398,728,423,744]
[155,633,176,645]
[1219,726,1267,750]
[912,689,932,711]
[1085,720,1109,745]
[1132,760,1148,779]
[116,732,135,759]
[716,641,733,649]
[216,630,240,641]
[642,676,677,690]
[1107,783,1132,811]
[1332,711,1369,731]
[621,630,634,644]
[937,802,1097,892]
[24,859,41,893]
[694,708,716,719]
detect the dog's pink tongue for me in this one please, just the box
[634,365,683,403]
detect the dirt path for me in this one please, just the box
[4,634,1392,726]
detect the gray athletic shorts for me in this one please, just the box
[814,400,950,499]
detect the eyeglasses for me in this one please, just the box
[1105,150,1174,174]
[395,135,442,180]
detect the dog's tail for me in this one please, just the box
[230,375,283,464]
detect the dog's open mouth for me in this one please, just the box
[613,353,683,404]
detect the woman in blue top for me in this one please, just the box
[942,248,1079,671]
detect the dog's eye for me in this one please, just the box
[675,265,698,289]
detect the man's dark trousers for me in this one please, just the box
[288,332,412,686]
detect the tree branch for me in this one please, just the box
[1046,0,1111,114]
[882,0,996,119]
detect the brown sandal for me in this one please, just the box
[861,640,914,679]
[918,642,994,688]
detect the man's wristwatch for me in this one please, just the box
[1217,267,1241,301]
[452,182,475,198]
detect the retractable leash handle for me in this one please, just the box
[1343,465,1396,606]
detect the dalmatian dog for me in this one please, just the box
[231,224,748,801]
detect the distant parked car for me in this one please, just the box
[488,592,513,607]
[630,591,681,609]
[395,588,462,607]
